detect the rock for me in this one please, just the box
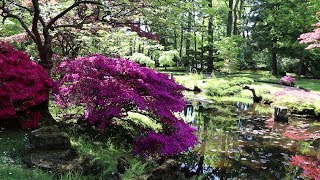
[274,106,288,123]
[23,126,103,175]
[146,159,186,180]
[25,125,71,151]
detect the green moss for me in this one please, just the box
[124,112,162,132]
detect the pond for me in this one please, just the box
[179,100,320,179]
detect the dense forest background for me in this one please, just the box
[0,0,319,77]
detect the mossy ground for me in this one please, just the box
[176,71,320,116]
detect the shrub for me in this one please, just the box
[54,55,198,156]
[0,42,53,128]
[206,77,253,97]
[279,76,295,86]
[128,53,154,67]
[229,77,254,86]
[158,50,179,68]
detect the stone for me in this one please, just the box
[274,106,288,123]
[23,126,103,175]
[25,125,71,152]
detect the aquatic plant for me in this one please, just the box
[55,54,198,156]
[0,42,53,129]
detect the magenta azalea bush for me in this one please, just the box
[54,54,198,156]
[279,76,295,86]
[0,42,53,122]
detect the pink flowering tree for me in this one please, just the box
[54,55,198,156]
[299,12,320,50]
[0,42,53,129]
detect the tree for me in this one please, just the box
[249,0,319,76]
[55,54,198,156]
[128,52,154,67]
[0,0,161,119]
[159,50,179,69]
[0,0,102,73]
[300,12,320,50]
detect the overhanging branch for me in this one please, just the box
[47,0,102,28]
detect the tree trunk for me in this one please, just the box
[37,40,56,125]
[233,0,240,35]
[186,11,192,67]
[200,17,205,70]
[174,29,178,50]
[238,0,244,35]
[271,48,278,76]
[179,25,184,59]
[227,0,233,37]
[207,0,214,72]
[297,51,305,78]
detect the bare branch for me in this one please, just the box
[7,0,33,13]
[31,0,43,47]
[47,0,102,28]
[0,1,36,42]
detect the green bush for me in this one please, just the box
[206,77,253,97]
[229,77,254,86]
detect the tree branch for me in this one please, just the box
[0,0,36,42]
[31,0,43,48]
[47,0,102,28]
[7,0,33,13]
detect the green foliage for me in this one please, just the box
[0,166,54,180]
[229,77,254,86]
[158,50,179,67]
[0,130,54,179]
[121,159,157,179]
[214,36,245,71]
[121,112,162,133]
[314,100,320,116]
[278,57,299,73]
[206,77,253,97]
[0,19,24,36]
[128,53,154,67]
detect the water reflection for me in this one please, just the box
[179,100,320,179]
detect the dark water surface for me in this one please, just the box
[180,100,320,179]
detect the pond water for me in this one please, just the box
[180,100,320,179]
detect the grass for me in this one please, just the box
[296,78,320,92]
[0,123,157,180]
[175,71,320,116]
[0,129,55,180]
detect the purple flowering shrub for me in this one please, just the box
[54,54,198,156]
[279,76,295,86]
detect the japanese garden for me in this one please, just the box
[0,0,320,179]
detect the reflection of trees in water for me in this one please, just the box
[179,102,313,179]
